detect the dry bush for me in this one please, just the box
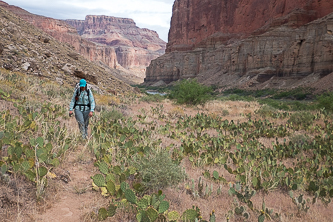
[168,106,185,118]
[94,94,120,106]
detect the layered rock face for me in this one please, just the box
[167,0,333,52]
[0,1,166,81]
[146,0,333,89]
[66,16,166,78]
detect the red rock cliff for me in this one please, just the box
[167,0,333,52]
[66,15,166,76]
[145,0,333,89]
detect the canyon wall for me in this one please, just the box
[167,0,333,52]
[146,0,333,89]
[0,1,165,80]
[66,16,166,77]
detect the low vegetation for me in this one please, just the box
[1,70,333,221]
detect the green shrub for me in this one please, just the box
[289,134,309,146]
[255,105,278,118]
[130,149,187,191]
[140,94,165,103]
[317,93,333,112]
[288,111,314,128]
[272,88,311,100]
[168,79,212,105]
[222,109,229,116]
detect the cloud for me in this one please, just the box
[4,0,174,41]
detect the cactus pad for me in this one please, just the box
[30,138,36,147]
[106,180,116,196]
[105,173,115,183]
[13,146,22,159]
[182,209,198,221]
[99,161,109,175]
[98,208,108,221]
[45,143,52,152]
[120,173,126,183]
[235,206,244,215]
[107,203,117,217]
[158,200,169,214]
[38,166,48,177]
[92,174,106,187]
[209,211,216,222]
[36,137,44,147]
[24,170,36,181]
[137,197,149,210]
[51,158,60,167]
[136,210,151,222]
[146,207,158,221]
[125,189,137,204]
[21,161,31,171]
[213,170,219,180]
[113,166,121,175]
[121,181,130,192]
[168,211,180,221]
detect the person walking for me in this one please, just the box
[69,79,95,139]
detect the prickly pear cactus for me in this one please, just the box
[209,210,216,222]
[113,165,121,175]
[105,173,115,183]
[235,206,244,215]
[121,181,130,192]
[107,203,117,217]
[92,174,106,187]
[137,197,149,210]
[182,209,198,221]
[213,170,219,180]
[21,161,31,171]
[168,211,180,221]
[38,166,48,177]
[13,146,22,159]
[36,137,44,147]
[125,189,137,204]
[158,200,169,214]
[24,170,36,181]
[98,207,108,221]
[146,207,158,222]
[137,210,151,222]
[45,143,52,152]
[106,180,116,195]
[98,161,109,175]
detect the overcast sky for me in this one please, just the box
[4,0,174,42]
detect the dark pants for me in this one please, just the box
[74,109,90,139]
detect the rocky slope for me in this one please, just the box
[0,3,134,94]
[0,1,165,82]
[146,0,333,90]
[65,15,166,79]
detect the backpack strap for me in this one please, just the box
[73,86,91,110]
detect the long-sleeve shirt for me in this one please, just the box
[69,88,95,112]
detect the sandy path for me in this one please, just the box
[36,144,106,222]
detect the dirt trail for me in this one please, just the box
[36,143,105,222]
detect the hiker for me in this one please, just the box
[69,79,95,139]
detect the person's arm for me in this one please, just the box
[89,90,95,116]
[69,89,77,114]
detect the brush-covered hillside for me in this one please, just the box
[0,5,135,95]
